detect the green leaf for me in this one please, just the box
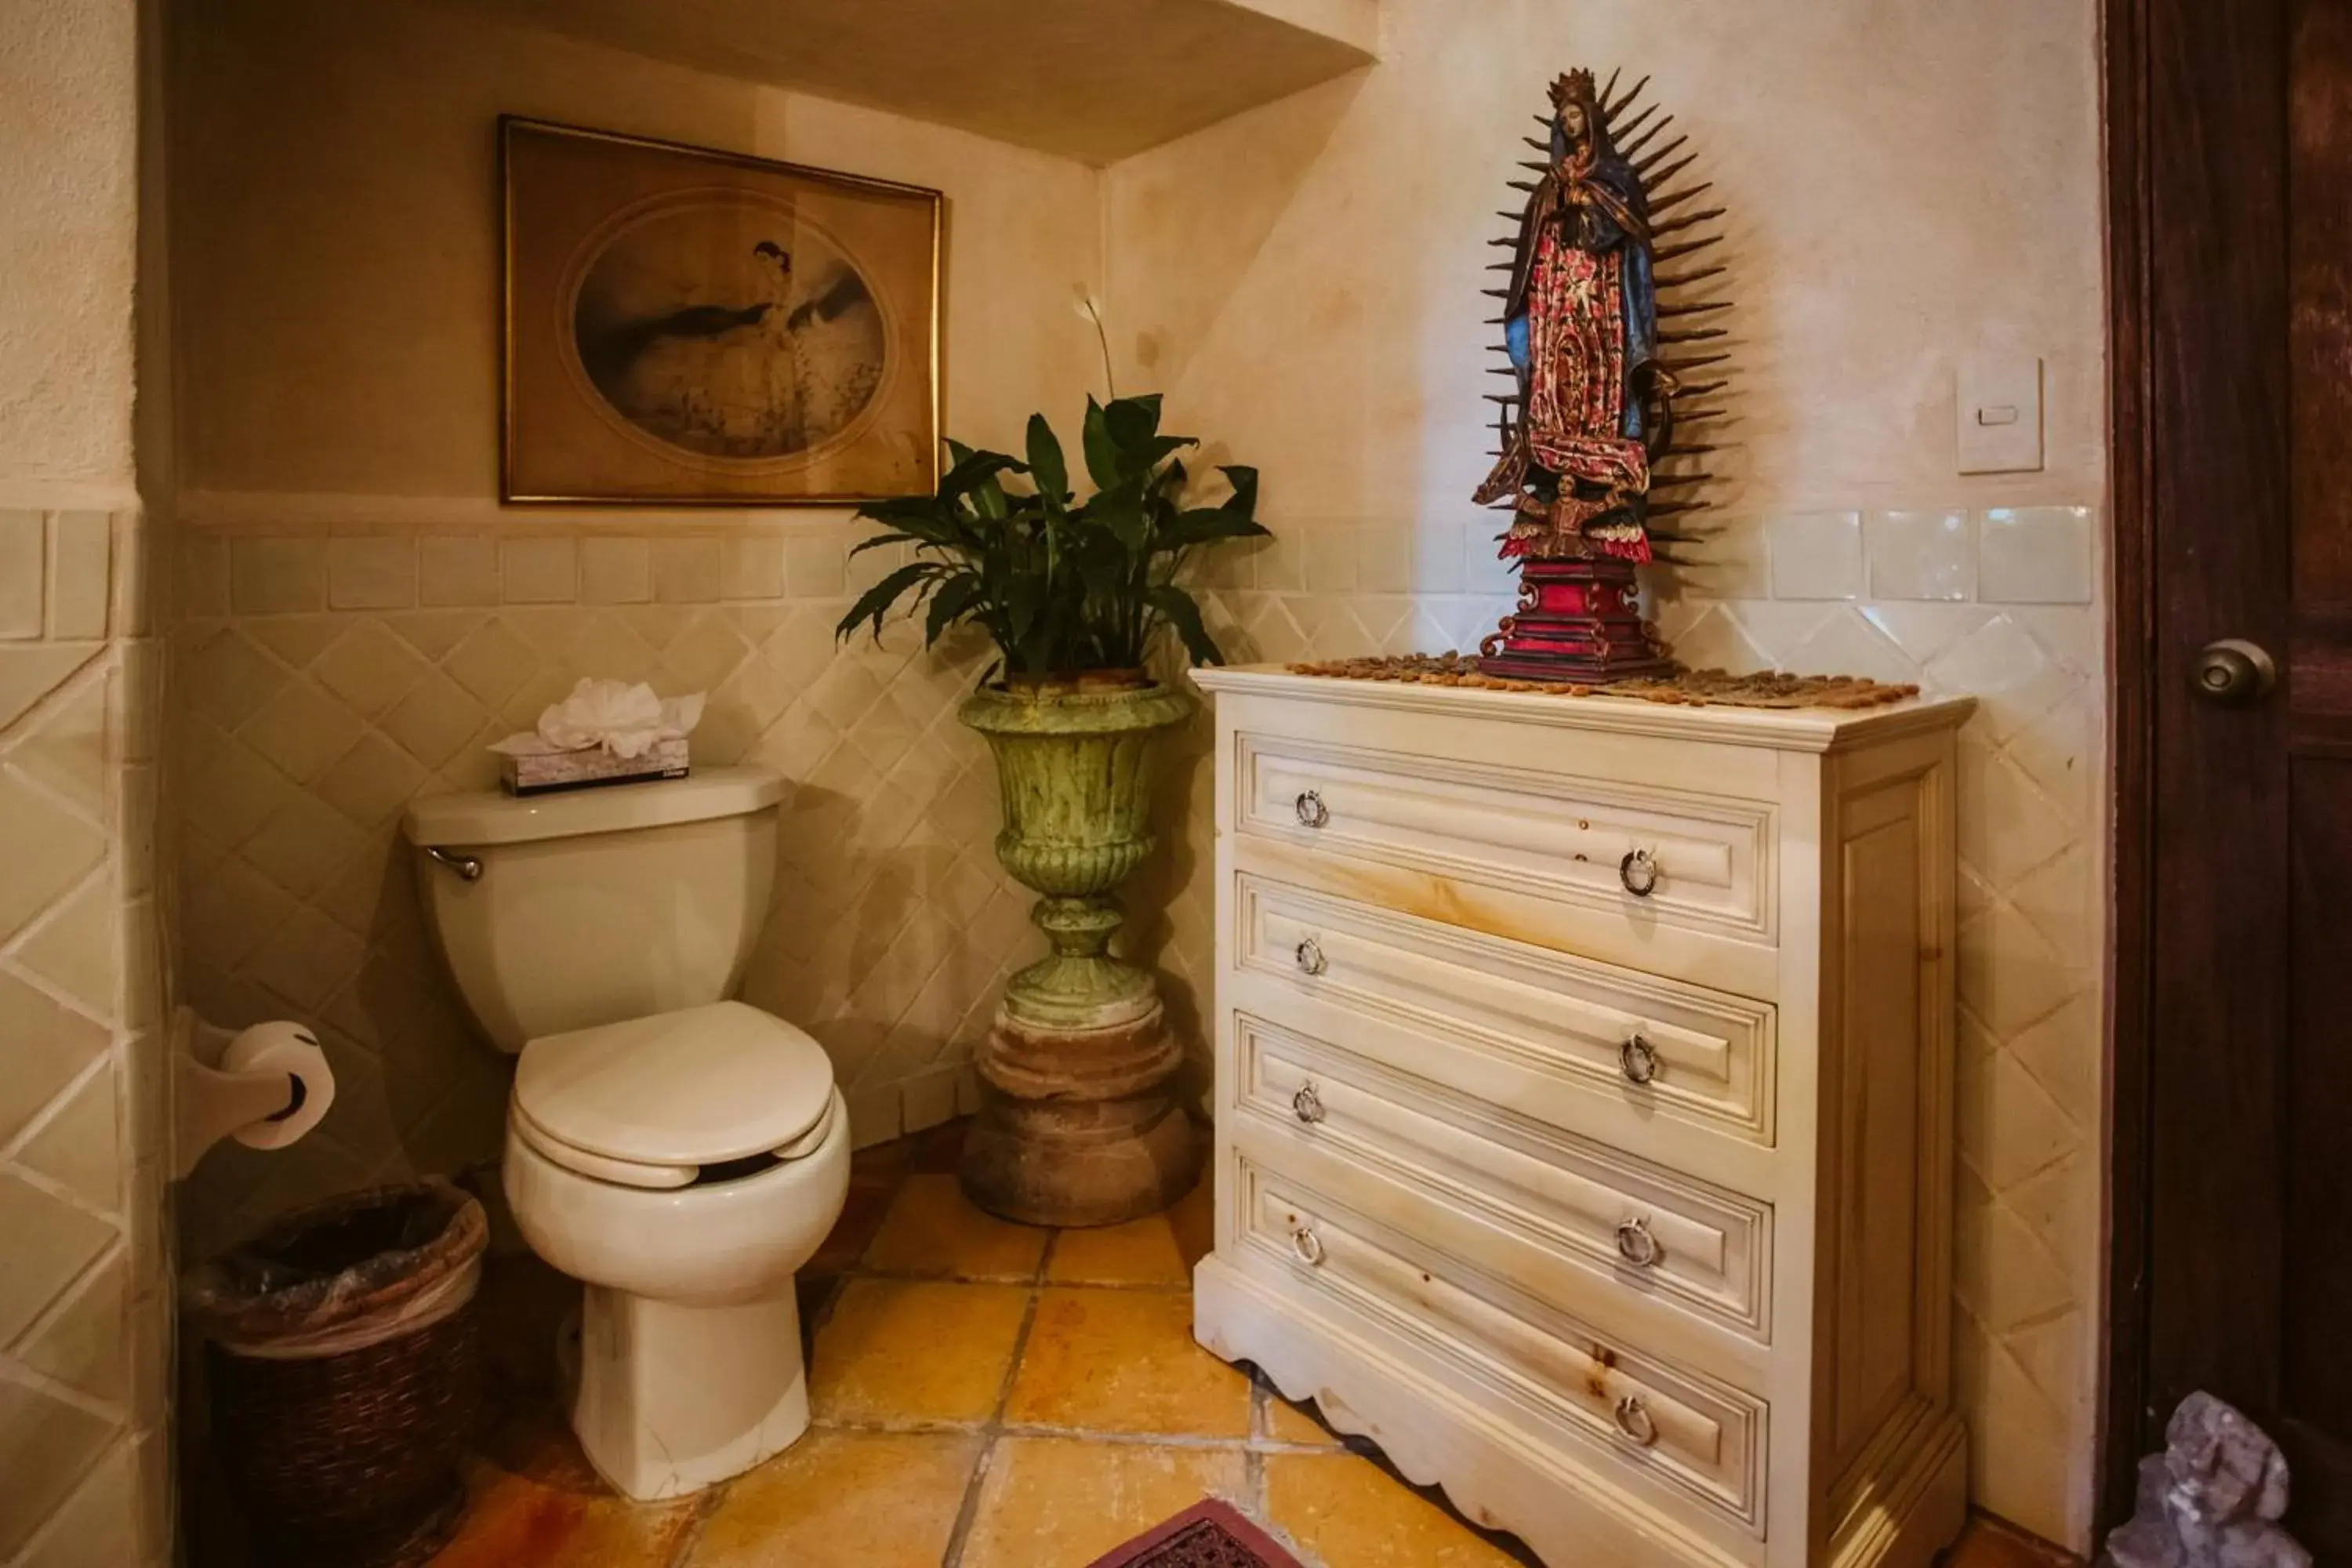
[1081,397,1122,491]
[1145,584,1225,666]
[836,562,936,644]
[922,574,984,646]
[848,532,924,557]
[1025,414,1069,503]
[1217,464,1260,518]
[1104,394,1164,451]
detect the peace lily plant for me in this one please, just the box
[837,395,1268,1225]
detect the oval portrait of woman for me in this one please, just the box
[568,198,889,465]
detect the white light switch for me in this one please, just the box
[1956,354,2045,474]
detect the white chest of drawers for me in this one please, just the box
[1188,668,1976,1568]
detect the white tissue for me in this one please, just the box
[492,677,705,760]
[221,1020,337,1152]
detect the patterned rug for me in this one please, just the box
[1085,1500,1308,1568]
[1287,652,1920,710]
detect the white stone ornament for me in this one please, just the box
[2106,1392,2313,1568]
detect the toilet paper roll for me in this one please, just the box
[219,1021,336,1152]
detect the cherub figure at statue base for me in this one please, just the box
[1478,495,1671,682]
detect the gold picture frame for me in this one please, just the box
[501,117,942,506]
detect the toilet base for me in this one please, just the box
[569,1283,809,1501]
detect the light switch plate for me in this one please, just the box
[1956,354,2045,474]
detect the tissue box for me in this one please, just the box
[501,738,690,797]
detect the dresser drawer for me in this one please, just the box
[1235,1014,1773,1344]
[1235,874,1777,1149]
[1238,1156,1769,1536]
[1237,734,1777,945]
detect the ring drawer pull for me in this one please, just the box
[1291,1225,1326,1266]
[1294,937,1328,977]
[1295,789,1330,829]
[1613,1394,1659,1447]
[1615,1216,1662,1270]
[1620,847,1661,898]
[1292,1083,1326,1125]
[1619,1033,1661,1087]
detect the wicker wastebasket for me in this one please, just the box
[184,1180,488,1568]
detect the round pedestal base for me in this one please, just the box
[960,1004,1201,1228]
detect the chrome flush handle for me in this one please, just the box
[1295,789,1330,829]
[1620,847,1661,898]
[1294,938,1328,977]
[424,846,483,883]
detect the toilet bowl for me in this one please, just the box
[402,770,849,1501]
[502,1002,849,1500]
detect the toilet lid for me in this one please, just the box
[514,1001,837,1171]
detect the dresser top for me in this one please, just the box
[1191,666,1976,754]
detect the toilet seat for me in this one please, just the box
[514,1001,837,1189]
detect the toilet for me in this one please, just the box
[401,768,848,1502]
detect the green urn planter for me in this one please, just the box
[956,676,1201,1227]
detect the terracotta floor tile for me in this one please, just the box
[906,1116,969,1173]
[1045,1212,1191,1287]
[1005,1287,1250,1439]
[959,1436,1247,1568]
[1942,1517,2078,1566]
[426,1408,699,1568]
[684,1429,982,1566]
[1262,1452,1526,1567]
[862,1174,1051,1281]
[808,1173,900,1275]
[1261,1389,1345,1448]
[1167,1169,1216,1269]
[808,1278,1031,1425]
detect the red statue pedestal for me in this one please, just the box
[1477,556,1671,684]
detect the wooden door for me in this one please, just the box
[2107,0,2352,1549]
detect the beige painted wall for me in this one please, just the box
[168,0,1106,1256]
[0,1,173,1563]
[1107,0,2107,1550]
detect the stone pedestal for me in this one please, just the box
[955,679,1200,1228]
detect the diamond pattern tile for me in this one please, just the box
[0,507,168,1567]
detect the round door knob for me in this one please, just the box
[1620,848,1661,898]
[1292,1083,1326,1125]
[1616,1216,1662,1270]
[2192,639,2277,706]
[1294,938,1328,977]
[1291,1225,1326,1266]
[1620,1033,1661,1087]
[1295,790,1330,829]
[1613,1394,1659,1447]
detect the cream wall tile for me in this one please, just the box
[655,536,723,602]
[580,536,651,604]
[1765,510,1864,600]
[47,512,111,638]
[0,510,45,638]
[722,535,786,601]
[0,1173,118,1345]
[499,536,577,604]
[230,536,325,614]
[1980,506,2095,604]
[1866,509,1975,601]
[0,1377,119,1559]
[180,535,230,617]
[325,535,416,610]
[417,535,499,606]
[784,533,847,598]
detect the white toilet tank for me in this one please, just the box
[402,768,786,1052]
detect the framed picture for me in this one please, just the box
[501,117,942,506]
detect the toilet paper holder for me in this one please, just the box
[172,1008,337,1179]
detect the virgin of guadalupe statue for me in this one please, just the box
[1475,68,1677,561]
